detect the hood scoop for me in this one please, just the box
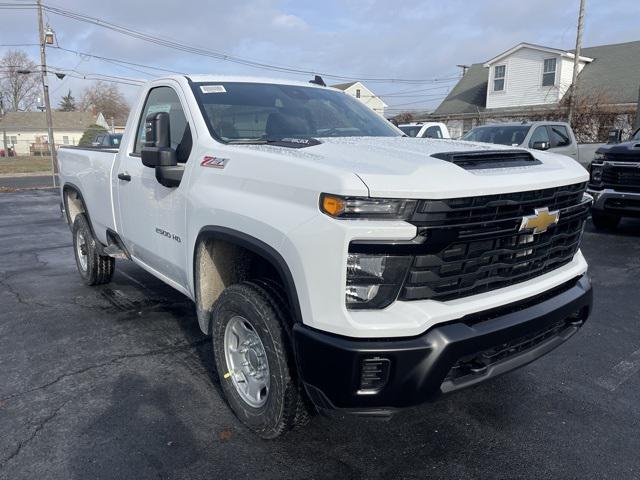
[431,149,541,170]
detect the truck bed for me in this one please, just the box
[58,146,120,244]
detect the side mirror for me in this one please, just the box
[140,112,183,187]
[531,141,550,151]
[607,128,622,144]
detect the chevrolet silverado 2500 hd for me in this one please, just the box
[587,128,640,229]
[58,76,593,438]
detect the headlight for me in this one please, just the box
[593,152,606,162]
[346,253,412,309]
[590,164,603,183]
[320,193,417,220]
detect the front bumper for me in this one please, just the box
[294,275,592,414]
[588,188,640,217]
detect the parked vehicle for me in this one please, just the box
[461,121,597,165]
[397,122,451,139]
[92,133,123,148]
[58,76,593,438]
[587,128,640,229]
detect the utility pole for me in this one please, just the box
[567,0,586,125]
[635,84,640,130]
[37,0,57,187]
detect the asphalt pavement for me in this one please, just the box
[1,189,639,479]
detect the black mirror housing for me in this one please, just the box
[141,147,177,168]
[531,141,550,151]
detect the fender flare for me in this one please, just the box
[194,226,303,325]
[62,182,98,239]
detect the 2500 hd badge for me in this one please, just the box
[155,227,181,243]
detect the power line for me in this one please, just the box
[50,46,186,76]
[41,2,458,84]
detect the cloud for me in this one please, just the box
[1,0,638,111]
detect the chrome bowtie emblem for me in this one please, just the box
[519,207,560,234]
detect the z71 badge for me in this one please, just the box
[201,156,228,169]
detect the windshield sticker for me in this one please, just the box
[200,85,227,94]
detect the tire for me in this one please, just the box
[72,214,115,286]
[591,210,620,230]
[211,281,308,438]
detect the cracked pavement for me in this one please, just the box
[1,189,640,479]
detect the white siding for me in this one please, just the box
[487,48,563,109]
[343,82,387,117]
[558,57,587,100]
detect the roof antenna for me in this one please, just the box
[309,75,326,87]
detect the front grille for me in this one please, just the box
[400,183,589,302]
[603,150,640,162]
[600,163,640,192]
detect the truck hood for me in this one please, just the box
[244,137,589,199]
[597,140,640,158]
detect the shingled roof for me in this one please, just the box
[433,40,640,116]
[0,111,99,131]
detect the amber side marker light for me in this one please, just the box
[321,194,345,217]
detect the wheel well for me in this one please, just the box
[194,229,301,335]
[63,185,86,225]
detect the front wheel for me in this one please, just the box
[591,210,620,230]
[211,281,308,438]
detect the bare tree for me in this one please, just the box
[0,50,41,112]
[80,81,129,121]
[393,112,415,124]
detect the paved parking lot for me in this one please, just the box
[1,189,639,480]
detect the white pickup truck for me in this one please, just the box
[59,75,593,438]
[461,121,602,167]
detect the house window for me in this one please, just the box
[10,136,17,145]
[62,136,69,145]
[356,89,361,98]
[542,58,556,86]
[493,65,506,92]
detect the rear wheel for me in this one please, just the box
[72,214,115,285]
[591,210,620,230]
[211,281,308,438]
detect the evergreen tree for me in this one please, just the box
[78,124,108,146]
[58,90,77,112]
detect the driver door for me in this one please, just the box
[115,84,193,288]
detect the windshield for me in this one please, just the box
[633,129,640,141]
[191,82,400,143]
[461,125,531,146]
[110,135,122,146]
[398,125,422,137]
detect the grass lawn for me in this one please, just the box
[0,156,53,175]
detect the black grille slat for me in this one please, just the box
[412,182,586,227]
[400,183,588,302]
[599,164,640,192]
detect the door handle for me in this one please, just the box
[117,172,131,181]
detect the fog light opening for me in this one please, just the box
[357,357,391,395]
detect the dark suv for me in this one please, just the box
[587,128,640,229]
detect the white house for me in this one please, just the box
[431,40,640,140]
[0,111,109,156]
[331,81,387,116]
[483,43,593,109]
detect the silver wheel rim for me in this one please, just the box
[223,315,270,408]
[76,230,88,271]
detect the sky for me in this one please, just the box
[1,0,639,114]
